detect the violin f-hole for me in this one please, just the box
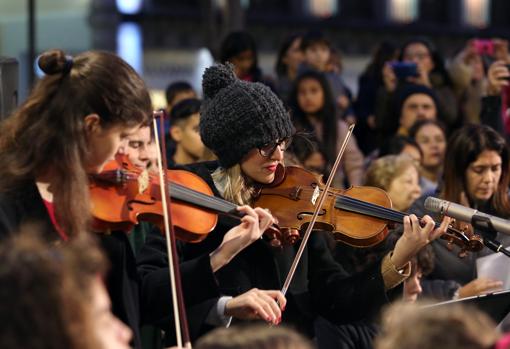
[127,197,158,210]
[297,209,326,220]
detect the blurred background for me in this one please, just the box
[1,0,509,107]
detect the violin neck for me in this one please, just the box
[168,182,242,219]
[335,196,442,229]
[335,196,404,225]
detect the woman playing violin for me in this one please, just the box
[145,63,450,344]
[0,49,283,348]
[410,124,510,300]
[0,49,152,348]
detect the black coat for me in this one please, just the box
[156,162,394,339]
[0,182,221,349]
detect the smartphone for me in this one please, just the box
[390,62,419,79]
[473,39,494,56]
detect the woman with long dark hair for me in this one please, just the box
[0,49,283,348]
[410,124,509,300]
[288,70,364,188]
[441,124,510,217]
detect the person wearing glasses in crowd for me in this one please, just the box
[139,63,450,347]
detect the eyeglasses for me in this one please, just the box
[258,137,292,158]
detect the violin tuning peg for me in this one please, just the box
[282,228,300,246]
[269,238,282,248]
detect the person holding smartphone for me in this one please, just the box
[480,59,510,140]
[376,37,458,145]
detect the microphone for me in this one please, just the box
[425,197,510,236]
[425,197,510,258]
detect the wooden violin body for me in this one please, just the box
[257,166,390,247]
[89,156,283,244]
[255,166,484,253]
[90,156,218,242]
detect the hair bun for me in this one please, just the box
[37,49,68,75]
[202,63,237,100]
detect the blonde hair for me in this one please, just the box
[212,164,256,205]
[195,325,315,349]
[375,301,499,349]
[365,154,418,190]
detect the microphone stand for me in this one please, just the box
[472,214,510,258]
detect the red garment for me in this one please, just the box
[42,199,68,241]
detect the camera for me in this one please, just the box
[473,39,494,56]
[390,62,419,79]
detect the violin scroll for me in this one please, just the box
[442,220,484,258]
[262,226,301,248]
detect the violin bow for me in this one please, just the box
[152,111,192,348]
[280,124,355,297]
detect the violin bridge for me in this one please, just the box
[311,185,320,206]
[138,169,149,194]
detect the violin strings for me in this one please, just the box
[166,180,467,242]
[100,169,445,228]
[173,183,469,244]
[97,169,239,215]
[300,186,405,222]
[322,188,445,229]
[337,195,459,234]
[169,182,238,213]
[314,187,448,229]
[336,194,405,222]
[100,169,467,241]
[169,183,230,209]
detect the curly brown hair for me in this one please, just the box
[364,154,418,191]
[0,226,108,349]
[195,325,315,349]
[375,301,499,349]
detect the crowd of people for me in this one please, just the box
[1,29,510,349]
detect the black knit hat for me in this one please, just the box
[200,63,294,168]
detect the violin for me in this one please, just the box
[254,165,484,255]
[89,155,284,244]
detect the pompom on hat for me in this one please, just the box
[200,63,294,168]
